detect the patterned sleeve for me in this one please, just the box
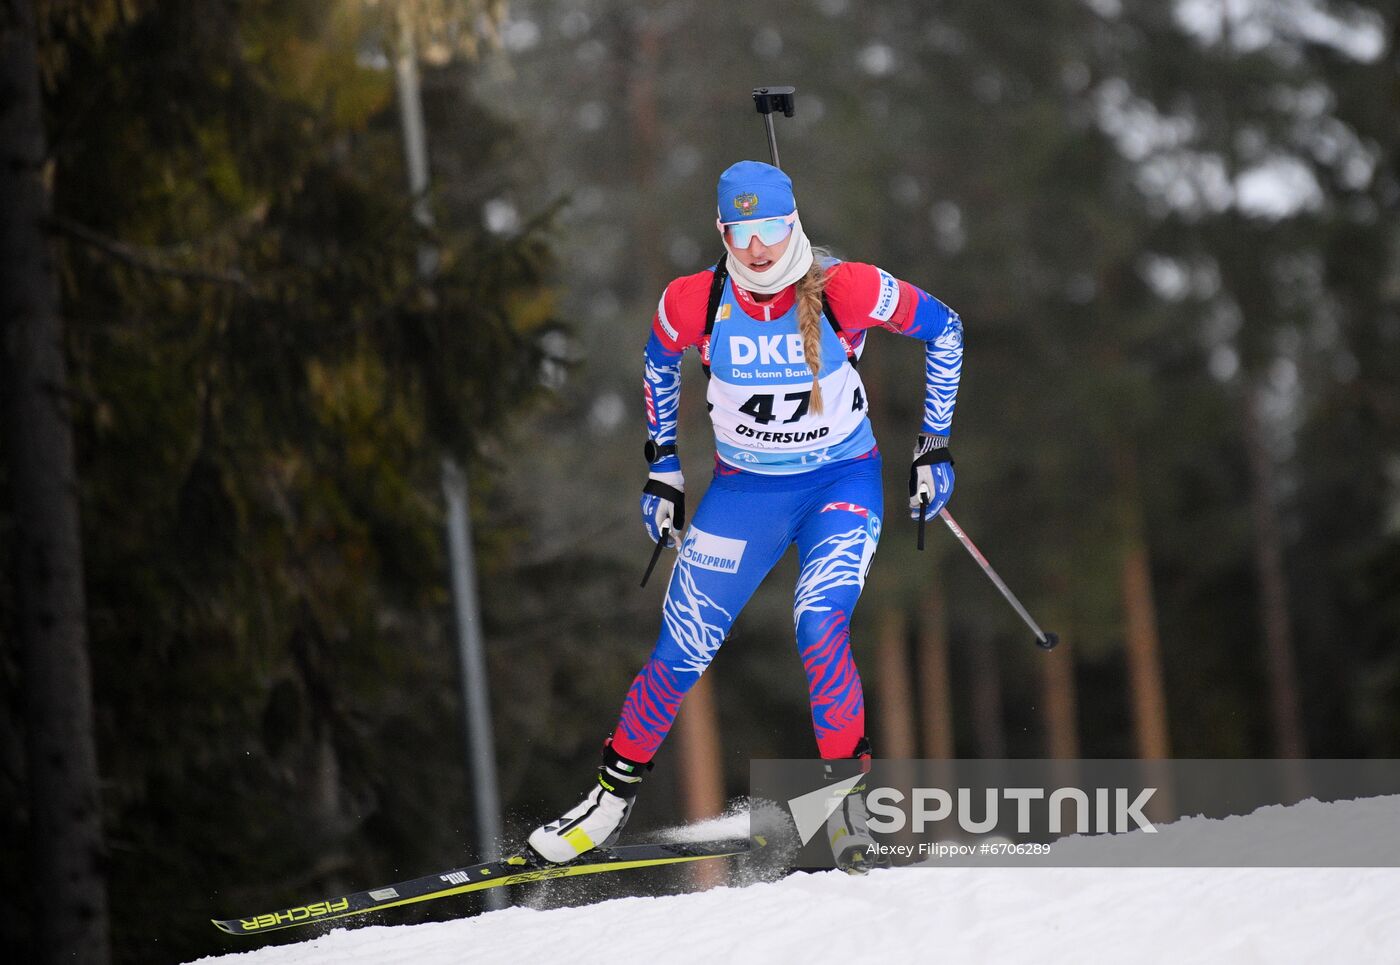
[643,271,713,473]
[824,261,964,437]
[644,334,683,472]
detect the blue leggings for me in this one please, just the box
[611,453,883,762]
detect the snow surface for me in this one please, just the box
[196,797,1400,964]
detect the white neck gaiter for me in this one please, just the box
[724,215,814,295]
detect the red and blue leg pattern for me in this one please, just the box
[793,467,882,760]
[609,458,882,763]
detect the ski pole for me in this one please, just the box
[640,525,670,588]
[939,508,1059,651]
[752,86,796,168]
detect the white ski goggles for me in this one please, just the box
[717,212,797,249]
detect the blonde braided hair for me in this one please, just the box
[795,252,830,415]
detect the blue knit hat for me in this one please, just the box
[716,160,796,224]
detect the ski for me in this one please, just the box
[212,836,760,936]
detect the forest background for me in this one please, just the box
[1,1,1397,962]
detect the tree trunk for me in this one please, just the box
[1121,541,1171,760]
[673,673,725,888]
[1115,451,1171,760]
[967,630,1006,759]
[624,7,666,296]
[1116,451,1175,821]
[875,607,917,758]
[1040,633,1080,760]
[1214,5,1307,799]
[917,588,958,830]
[0,3,111,961]
[916,584,955,759]
[1039,563,1080,786]
[1242,386,1308,798]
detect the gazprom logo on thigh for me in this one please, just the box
[680,526,747,574]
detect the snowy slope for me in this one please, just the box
[195,798,1400,964]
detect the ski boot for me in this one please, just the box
[527,742,652,865]
[823,737,888,874]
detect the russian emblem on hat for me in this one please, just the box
[717,160,795,222]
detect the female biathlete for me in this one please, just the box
[528,160,964,869]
